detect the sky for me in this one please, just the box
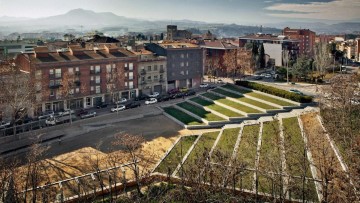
[0,0,359,24]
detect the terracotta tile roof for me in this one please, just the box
[34,46,50,53]
[201,41,238,50]
[159,42,199,49]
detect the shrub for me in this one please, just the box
[235,81,313,103]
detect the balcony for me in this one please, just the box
[159,68,165,73]
[74,80,81,86]
[141,81,146,85]
[75,71,81,76]
[124,67,129,71]
[140,69,146,75]
[159,79,165,83]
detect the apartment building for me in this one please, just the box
[239,34,300,67]
[15,44,138,114]
[130,49,168,95]
[283,27,316,56]
[145,42,203,89]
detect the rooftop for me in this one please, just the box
[201,40,238,50]
[159,42,199,49]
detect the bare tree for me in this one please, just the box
[0,60,36,137]
[314,43,332,86]
[223,49,238,81]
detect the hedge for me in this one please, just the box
[235,81,313,103]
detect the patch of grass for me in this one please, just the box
[190,97,244,117]
[212,88,279,110]
[259,121,281,169]
[282,117,318,201]
[246,92,295,106]
[236,125,260,169]
[164,107,203,125]
[222,84,252,94]
[212,128,240,163]
[179,131,220,175]
[176,102,226,121]
[155,135,198,174]
[202,93,261,114]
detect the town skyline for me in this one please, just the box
[1,0,359,25]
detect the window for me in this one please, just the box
[128,72,133,80]
[76,88,79,93]
[91,76,94,81]
[35,82,41,91]
[49,80,54,86]
[125,63,128,68]
[160,65,163,69]
[129,81,134,89]
[95,66,101,74]
[160,74,163,79]
[180,71,184,75]
[75,67,79,72]
[154,75,158,80]
[95,86,101,94]
[50,89,55,96]
[186,70,189,75]
[180,62,184,67]
[91,86,94,91]
[90,66,94,70]
[35,70,42,80]
[147,66,152,71]
[181,54,184,58]
[125,82,128,87]
[55,79,61,85]
[147,76,151,81]
[95,76,100,84]
[186,62,189,66]
[68,68,74,74]
[55,69,61,78]
[49,69,54,75]
[129,63,133,70]
[106,64,111,73]
[141,76,145,82]
[154,65,158,71]
[86,98,91,106]
[186,53,189,58]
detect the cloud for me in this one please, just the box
[265,0,360,20]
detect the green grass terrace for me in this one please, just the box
[190,97,244,118]
[201,93,261,114]
[176,102,226,121]
[211,89,279,110]
[155,135,198,175]
[163,107,204,125]
[221,84,295,106]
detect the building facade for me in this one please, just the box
[283,27,316,56]
[239,34,300,67]
[145,42,203,90]
[131,49,168,95]
[15,44,138,114]
[166,25,192,41]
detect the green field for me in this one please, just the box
[178,131,220,176]
[155,135,198,174]
[190,97,244,117]
[163,107,203,125]
[282,117,318,201]
[201,93,261,113]
[212,89,279,110]
[177,102,226,121]
[246,92,295,106]
[258,121,282,194]
[212,128,240,163]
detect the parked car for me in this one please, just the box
[200,83,209,88]
[254,76,262,80]
[145,98,157,105]
[111,105,126,112]
[76,108,88,117]
[38,110,54,120]
[45,116,58,126]
[96,103,108,109]
[148,92,160,98]
[56,109,75,116]
[115,98,127,104]
[0,121,11,129]
[185,90,196,96]
[125,102,141,109]
[290,89,304,95]
[168,89,180,94]
[179,87,188,92]
[157,95,171,102]
[134,95,149,101]
[80,111,97,119]
[217,79,224,84]
[265,74,272,78]
[260,73,266,77]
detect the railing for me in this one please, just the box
[90,70,101,75]
[159,69,165,73]
[140,70,146,75]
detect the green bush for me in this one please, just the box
[235,81,313,103]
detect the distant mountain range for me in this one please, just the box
[0,9,359,37]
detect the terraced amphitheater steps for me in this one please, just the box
[221,84,300,108]
[210,89,268,113]
[218,86,285,109]
[162,106,204,127]
[173,104,209,125]
[186,99,230,121]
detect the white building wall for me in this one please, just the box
[263,43,283,67]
